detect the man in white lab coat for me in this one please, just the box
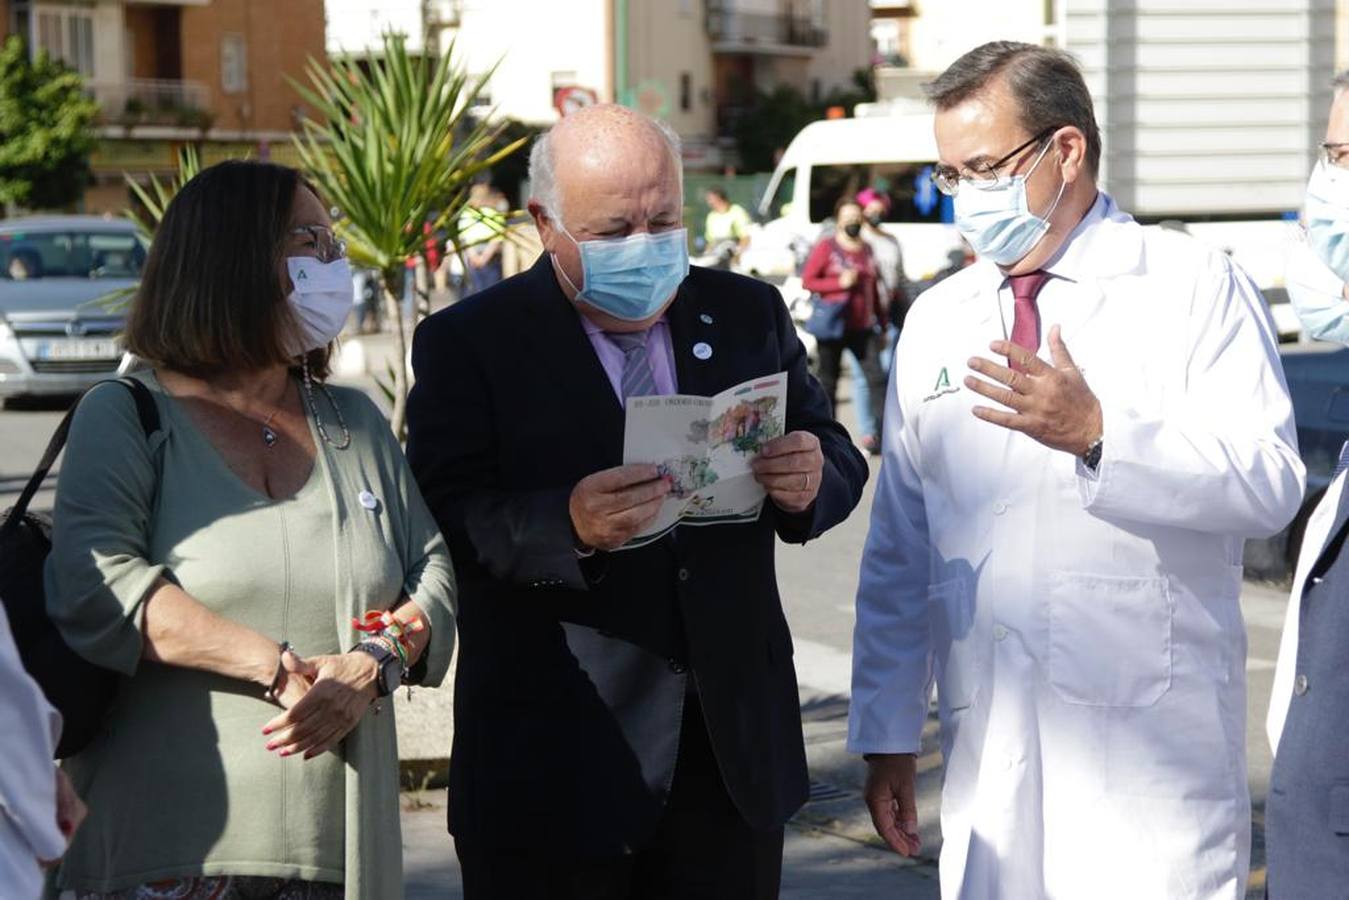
[849,41,1305,899]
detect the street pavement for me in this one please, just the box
[1,362,1281,898]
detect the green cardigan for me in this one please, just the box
[44,372,457,900]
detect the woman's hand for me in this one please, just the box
[41,769,87,868]
[839,268,858,289]
[262,651,379,760]
[271,648,312,709]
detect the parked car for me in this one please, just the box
[0,216,145,404]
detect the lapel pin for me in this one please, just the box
[693,342,713,361]
[358,490,379,511]
[699,313,714,324]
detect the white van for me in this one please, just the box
[739,112,964,287]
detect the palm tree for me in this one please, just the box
[292,32,524,440]
[125,145,204,244]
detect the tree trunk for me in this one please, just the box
[384,280,410,443]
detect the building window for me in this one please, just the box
[221,33,247,94]
[33,7,94,77]
[680,72,691,112]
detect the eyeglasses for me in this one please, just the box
[289,224,347,263]
[931,127,1057,197]
[1321,142,1349,169]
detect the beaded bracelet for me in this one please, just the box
[367,632,408,671]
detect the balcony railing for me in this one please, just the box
[705,6,828,50]
[90,78,213,129]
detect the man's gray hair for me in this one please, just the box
[528,112,683,220]
[925,41,1102,176]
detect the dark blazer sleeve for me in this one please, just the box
[407,311,591,591]
[762,280,869,543]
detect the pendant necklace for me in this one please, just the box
[261,410,280,448]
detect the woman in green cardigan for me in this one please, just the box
[44,161,457,899]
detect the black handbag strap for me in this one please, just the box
[2,378,160,533]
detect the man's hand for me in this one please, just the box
[864,753,921,857]
[751,431,824,514]
[570,464,672,551]
[964,326,1103,456]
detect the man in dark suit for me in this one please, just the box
[406,104,868,898]
[1264,75,1349,899]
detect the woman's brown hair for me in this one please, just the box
[123,159,332,379]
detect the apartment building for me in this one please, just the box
[336,0,873,172]
[5,0,325,213]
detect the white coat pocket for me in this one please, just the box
[928,575,979,711]
[1047,571,1173,708]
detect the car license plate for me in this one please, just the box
[28,338,120,361]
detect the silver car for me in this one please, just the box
[0,216,145,402]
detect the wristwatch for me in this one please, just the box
[1082,436,1104,472]
[352,640,402,697]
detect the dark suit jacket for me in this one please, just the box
[1267,479,1349,896]
[406,257,868,855]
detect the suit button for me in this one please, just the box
[678,568,690,582]
[1294,674,1310,696]
[668,659,688,674]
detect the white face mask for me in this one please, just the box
[1305,159,1349,282]
[284,256,353,355]
[953,140,1065,267]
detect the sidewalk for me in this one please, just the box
[401,792,940,899]
[398,687,942,898]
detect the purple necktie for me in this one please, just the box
[1008,271,1049,373]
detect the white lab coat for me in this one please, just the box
[0,603,64,899]
[850,194,1304,900]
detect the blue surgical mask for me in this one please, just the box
[953,141,1066,266]
[554,227,690,321]
[1305,160,1349,282]
[1288,272,1349,343]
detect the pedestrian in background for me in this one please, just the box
[459,182,507,297]
[801,197,887,454]
[851,42,1302,898]
[44,160,457,900]
[407,103,867,899]
[702,186,752,259]
[1266,69,1349,898]
[857,188,910,339]
[850,188,910,447]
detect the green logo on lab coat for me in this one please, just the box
[934,367,950,392]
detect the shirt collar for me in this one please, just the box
[578,308,670,338]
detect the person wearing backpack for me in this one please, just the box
[42,161,457,900]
